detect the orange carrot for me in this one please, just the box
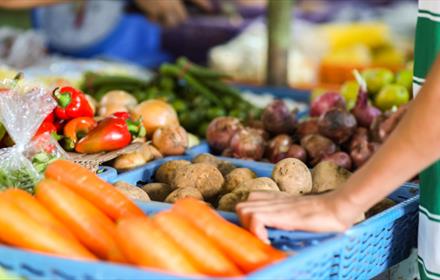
[116,216,201,276]
[45,159,144,220]
[0,195,96,260]
[173,198,287,273]
[154,210,242,277]
[1,189,77,241]
[36,179,126,262]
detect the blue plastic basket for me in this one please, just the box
[0,200,342,280]
[96,166,118,182]
[112,156,420,279]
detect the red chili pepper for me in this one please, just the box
[53,86,94,120]
[62,117,97,151]
[75,116,146,154]
[43,111,55,124]
[34,122,57,139]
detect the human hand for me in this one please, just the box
[236,191,363,243]
[135,0,212,27]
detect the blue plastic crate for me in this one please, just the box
[0,200,343,280]
[112,156,420,279]
[97,166,118,182]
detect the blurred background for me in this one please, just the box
[0,0,417,89]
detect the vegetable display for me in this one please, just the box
[0,160,287,277]
[207,68,410,171]
[81,58,261,137]
[119,154,397,225]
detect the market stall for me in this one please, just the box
[0,0,422,279]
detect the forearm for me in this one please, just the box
[0,0,69,9]
[338,56,440,212]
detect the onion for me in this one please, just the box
[322,152,352,170]
[310,92,345,117]
[351,89,381,127]
[300,134,336,165]
[296,118,319,140]
[286,144,307,163]
[132,99,179,137]
[261,100,296,134]
[229,128,265,160]
[152,125,188,156]
[206,117,242,152]
[100,90,138,108]
[318,108,357,144]
[266,134,293,163]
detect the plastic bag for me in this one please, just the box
[0,79,61,192]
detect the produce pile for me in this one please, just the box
[125,154,395,217]
[0,80,194,172]
[81,58,261,137]
[206,68,411,171]
[0,159,286,277]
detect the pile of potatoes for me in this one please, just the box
[114,153,396,219]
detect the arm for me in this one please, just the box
[237,55,440,242]
[0,0,69,9]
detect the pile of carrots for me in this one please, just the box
[0,159,287,277]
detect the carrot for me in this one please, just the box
[45,159,144,220]
[153,210,242,277]
[0,195,96,260]
[173,198,287,273]
[0,189,77,241]
[116,216,200,276]
[36,179,126,263]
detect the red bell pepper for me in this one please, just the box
[53,86,94,120]
[75,115,145,154]
[62,117,97,151]
[34,122,57,139]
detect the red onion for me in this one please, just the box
[351,89,381,127]
[229,128,266,160]
[318,108,357,144]
[322,152,352,170]
[261,100,296,134]
[300,134,337,165]
[206,117,242,152]
[265,134,293,163]
[286,144,307,163]
[296,118,319,140]
[310,92,345,117]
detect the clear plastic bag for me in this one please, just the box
[0,79,60,192]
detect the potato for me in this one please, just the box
[192,153,220,166]
[100,90,138,108]
[114,181,150,202]
[141,183,173,202]
[366,198,396,218]
[233,177,279,196]
[113,152,147,171]
[173,163,224,199]
[272,158,312,195]
[217,161,236,176]
[217,192,248,212]
[224,168,257,193]
[98,103,128,118]
[165,187,203,203]
[311,161,351,194]
[155,160,191,185]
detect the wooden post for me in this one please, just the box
[266,0,293,86]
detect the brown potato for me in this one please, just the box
[155,160,191,185]
[217,192,248,212]
[311,161,351,193]
[191,153,220,166]
[224,168,257,193]
[366,198,396,218]
[173,163,224,199]
[113,152,147,171]
[233,177,279,196]
[114,181,150,202]
[165,187,203,203]
[217,161,236,177]
[141,183,173,202]
[272,158,312,195]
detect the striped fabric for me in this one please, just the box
[415,1,440,279]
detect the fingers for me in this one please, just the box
[246,191,291,202]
